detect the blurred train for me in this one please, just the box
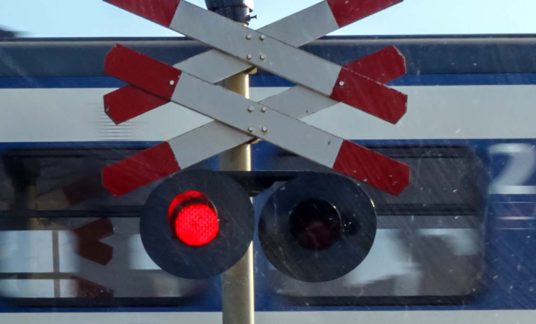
[0,35,535,323]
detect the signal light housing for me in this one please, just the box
[140,170,254,279]
[259,173,377,282]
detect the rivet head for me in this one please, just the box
[338,80,345,86]
[259,54,266,61]
[261,127,268,133]
[261,107,267,113]
[246,34,252,40]
[169,80,175,86]
[259,35,266,41]
[248,127,254,133]
[247,106,254,112]
[246,54,253,60]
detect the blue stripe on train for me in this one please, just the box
[1,74,536,88]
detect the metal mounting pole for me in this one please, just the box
[220,73,255,324]
[204,1,255,324]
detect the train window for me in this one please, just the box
[0,149,209,306]
[0,146,487,306]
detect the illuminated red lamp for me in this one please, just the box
[140,170,254,279]
[167,191,219,247]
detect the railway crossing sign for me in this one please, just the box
[101,0,410,196]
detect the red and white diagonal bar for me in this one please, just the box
[104,0,405,124]
[105,0,406,123]
[106,1,402,59]
[326,0,403,27]
[104,47,405,196]
[106,46,406,125]
[261,46,406,122]
[103,45,409,196]
[179,0,403,83]
[102,141,181,196]
[101,122,252,196]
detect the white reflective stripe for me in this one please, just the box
[308,85,536,140]
[171,1,341,94]
[172,73,343,167]
[176,60,340,136]
[176,50,251,84]
[167,122,252,168]
[176,1,339,83]
[261,86,337,119]
[0,88,210,143]
[2,311,536,324]
[3,86,536,143]
[165,83,339,167]
[169,0,349,143]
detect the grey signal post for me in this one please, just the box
[204,1,255,324]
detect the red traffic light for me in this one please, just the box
[167,191,220,247]
[140,170,254,279]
